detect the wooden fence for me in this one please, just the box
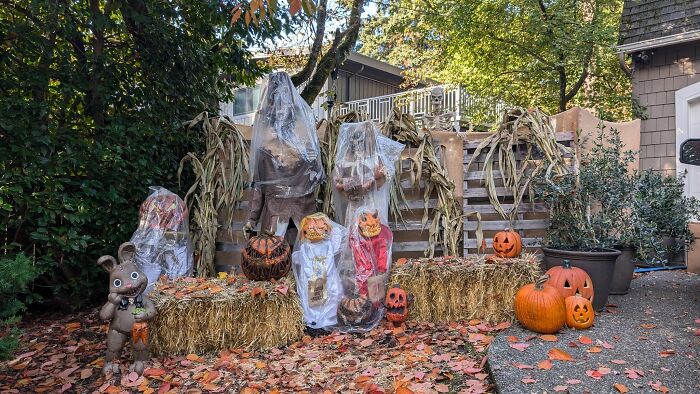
[214,128,576,273]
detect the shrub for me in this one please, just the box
[0,254,39,360]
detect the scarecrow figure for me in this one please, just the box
[292,213,347,329]
[244,72,324,243]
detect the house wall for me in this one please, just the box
[632,42,700,173]
[335,70,403,103]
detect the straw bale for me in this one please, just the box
[389,254,542,323]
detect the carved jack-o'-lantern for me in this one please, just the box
[564,295,595,329]
[493,229,522,258]
[337,293,374,326]
[300,213,332,242]
[358,210,381,238]
[385,285,409,324]
[545,260,594,302]
[241,232,291,281]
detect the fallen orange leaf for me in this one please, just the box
[614,383,629,393]
[537,359,553,370]
[548,348,574,361]
[587,346,602,353]
[540,334,558,342]
[251,287,266,297]
[579,335,593,345]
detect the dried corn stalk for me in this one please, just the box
[381,107,480,257]
[465,107,573,225]
[178,112,248,277]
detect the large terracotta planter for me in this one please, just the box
[610,246,636,295]
[542,247,621,311]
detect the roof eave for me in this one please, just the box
[617,29,700,53]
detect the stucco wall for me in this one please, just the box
[632,43,700,173]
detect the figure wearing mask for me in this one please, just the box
[244,72,324,243]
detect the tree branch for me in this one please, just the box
[291,0,328,86]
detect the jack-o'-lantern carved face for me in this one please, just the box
[358,210,381,238]
[385,285,409,324]
[565,295,595,329]
[493,230,522,258]
[545,260,594,302]
[300,213,332,242]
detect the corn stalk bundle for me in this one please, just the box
[319,110,367,219]
[466,107,573,225]
[178,112,248,277]
[381,107,480,257]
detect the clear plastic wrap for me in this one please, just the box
[291,213,347,329]
[335,207,394,332]
[331,121,403,332]
[248,71,324,198]
[332,121,404,225]
[130,187,193,293]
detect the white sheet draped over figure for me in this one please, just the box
[292,213,347,329]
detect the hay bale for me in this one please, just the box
[389,254,542,323]
[148,276,303,356]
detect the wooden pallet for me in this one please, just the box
[462,131,576,254]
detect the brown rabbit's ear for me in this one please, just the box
[97,256,118,272]
[118,242,136,264]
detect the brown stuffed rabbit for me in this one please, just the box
[97,242,156,375]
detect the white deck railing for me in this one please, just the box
[222,85,505,127]
[337,85,506,126]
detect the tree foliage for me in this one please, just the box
[0,0,290,307]
[360,0,633,120]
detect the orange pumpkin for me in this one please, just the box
[564,295,595,329]
[241,232,291,281]
[545,259,594,302]
[358,209,381,238]
[493,229,522,258]
[300,213,332,242]
[385,285,409,324]
[514,275,566,334]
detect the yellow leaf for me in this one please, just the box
[217,272,228,279]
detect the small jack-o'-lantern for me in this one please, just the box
[337,293,374,326]
[358,210,381,238]
[241,232,291,281]
[545,260,594,302]
[385,285,410,324]
[564,295,595,329]
[493,230,522,258]
[300,213,332,242]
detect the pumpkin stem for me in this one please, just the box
[535,274,549,289]
[563,259,571,269]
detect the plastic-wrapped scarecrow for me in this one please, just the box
[130,187,193,293]
[292,213,347,329]
[331,121,404,332]
[244,71,324,243]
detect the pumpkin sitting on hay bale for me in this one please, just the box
[389,254,541,323]
[147,276,303,356]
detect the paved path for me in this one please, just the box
[487,271,700,393]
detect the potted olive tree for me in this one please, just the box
[533,125,638,310]
[634,171,700,266]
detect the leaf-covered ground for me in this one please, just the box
[0,311,512,393]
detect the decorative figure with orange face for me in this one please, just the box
[98,242,157,376]
[292,213,347,329]
[349,209,393,299]
[244,71,324,243]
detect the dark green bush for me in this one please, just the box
[0,1,290,307]
[0,254,39,360]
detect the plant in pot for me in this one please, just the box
[532,125,641,310]
[633,171,700,266]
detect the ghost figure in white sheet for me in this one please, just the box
[292,213,347,329]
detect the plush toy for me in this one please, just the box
[292,213,346,329]
[349,209,393,298]
[98,242,157,375]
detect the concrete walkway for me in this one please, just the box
[487,271,700,393]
